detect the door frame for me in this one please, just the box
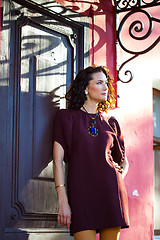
[4,0,89,235]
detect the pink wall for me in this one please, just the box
[55,1,154,239]
[55,0,117,96]
[116,6,159,239]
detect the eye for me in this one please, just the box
[105,81,109,86]
[97,81,102,85]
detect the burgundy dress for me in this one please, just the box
[53,109,130,236]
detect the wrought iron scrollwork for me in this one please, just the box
[117,0,160,12]
[116,2,160,82]
[117,0,138,11]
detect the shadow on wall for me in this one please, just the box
[41,0,115,16]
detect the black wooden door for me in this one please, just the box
[3,1,88,239]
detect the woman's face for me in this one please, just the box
[85,71,108,103]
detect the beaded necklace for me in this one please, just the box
[82,106,99,137]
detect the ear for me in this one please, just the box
[85,86,89,92]
[84,89,88,95]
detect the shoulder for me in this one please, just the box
[108,116,119,126]
[54,109,80,123]
[53,109,73,133]
[55,109,70,117]
[54,109,72,121]
[99,111,118,125]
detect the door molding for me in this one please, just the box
[9,1,89,227]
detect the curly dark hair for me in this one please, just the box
[65,65,116,112]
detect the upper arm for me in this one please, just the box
[52,109,72,163]
[53,141,64,164]
[109,117,125,165]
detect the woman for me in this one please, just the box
[53,65,130,240]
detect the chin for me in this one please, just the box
[100,97,107,102]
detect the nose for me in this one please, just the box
[103,83,108,91]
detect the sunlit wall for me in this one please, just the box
[55,1,156,239]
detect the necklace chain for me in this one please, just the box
[82,106,99,119]
[82,106,99,137]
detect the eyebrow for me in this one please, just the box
[97,80,108,82]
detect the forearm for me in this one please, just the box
[53,159,68,202]
[53,157,71,229]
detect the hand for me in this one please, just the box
[58,201,71,230]
[112,161,124,174]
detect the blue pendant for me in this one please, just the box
[88,125,99,137]
[82,106,99,137]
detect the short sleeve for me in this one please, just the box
[108,117,125,165]
[53,109,72,163]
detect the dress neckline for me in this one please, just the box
[79,108,99,115]
[78,109,112,121]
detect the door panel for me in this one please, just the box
[5,3,86,235]
[18,23,72,216]
[12,20,73,223]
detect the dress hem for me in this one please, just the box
[70,224,129,236]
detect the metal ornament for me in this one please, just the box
[116,0,160,83]
[88,119,99,137]
[83,106,99,137]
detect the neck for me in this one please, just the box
[82,101,98,114]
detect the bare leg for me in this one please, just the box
[74,230,96,240]
[100,227,121,240]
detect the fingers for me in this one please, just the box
[57,213,61,226]
[58,212,71,229]
[112,162,124,174]
[66,216,71,230]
